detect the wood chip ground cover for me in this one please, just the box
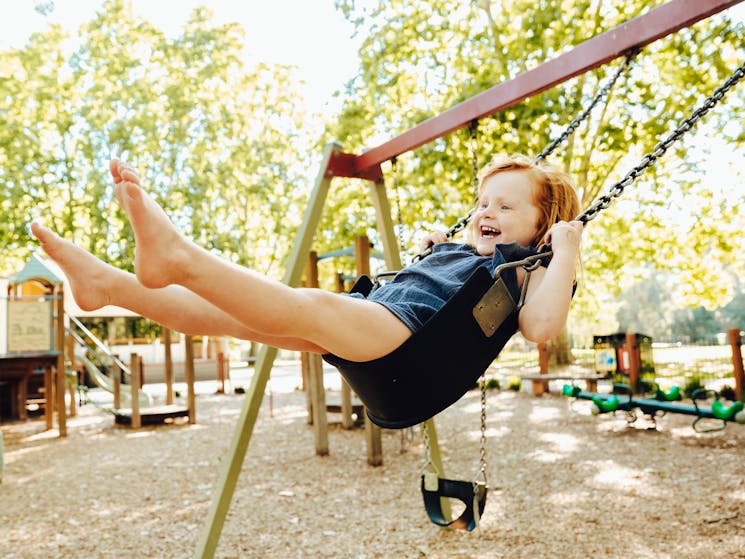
[1,363,744,558]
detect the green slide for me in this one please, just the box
[76,350,152,408]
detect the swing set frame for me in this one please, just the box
[194,1,744,556]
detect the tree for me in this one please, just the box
[0,0,314,280]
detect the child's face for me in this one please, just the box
[472,170,541,256]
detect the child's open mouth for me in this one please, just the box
[480,226,500,238]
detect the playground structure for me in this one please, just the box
[67,314,195,428]
[1,255,71,435]
[562,330,745,432]
[301,235,383,464]
[193,2,745,555]
[0,253,199,433]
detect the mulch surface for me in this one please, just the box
[2,364,744,558]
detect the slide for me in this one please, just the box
[66,314,152,408]
[74,347,152,409]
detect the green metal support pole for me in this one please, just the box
[194,143,342,558]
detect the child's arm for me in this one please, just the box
[517,221,582,343]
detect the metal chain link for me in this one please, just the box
[476,373,488,486]
[421,420,434,472]
[469,119,480,200]
[390,156,407,254]
[576,59,745,225]
[536,47,639,162]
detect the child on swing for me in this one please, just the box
[31,154,582,364]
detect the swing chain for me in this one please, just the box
[390,156,408,255]
[536,47,640,162]
[577,59,745,225]
[469,119,480,200]
[420,420,436,475]
[476,372,488,487]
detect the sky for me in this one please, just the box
[0,0,362,118]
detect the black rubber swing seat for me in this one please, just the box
[322,265,521,429]
[421,474,487,531]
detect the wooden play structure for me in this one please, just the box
[302,235,383,465]
[1,253,198,433]
[184,1,744,554]
[1,255,70,435]
[111,345,195,428]
[67,312,196,428]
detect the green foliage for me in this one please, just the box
[485,377,500,390]
[0,0,313,278]
[507,376,522,391]
[332,0,745,325]
[476,377,501,391]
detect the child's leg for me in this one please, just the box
[111,160,411,362]
[31,223,326,353]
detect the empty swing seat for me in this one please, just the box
[323,265,521,429]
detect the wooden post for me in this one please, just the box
[44,365,53,430]
[533,342,550,396]
[112,362,121,410]
[354,235,371,277]
[224,342,231,389]
[354,234,384,462]
[335,272,346,293]
[309,353,329,456]
[139,353,145,388]
[306,250,320,287]
[217,353,226,394]
[164,327,174,405]
[303,250,325,437]
[130,353,141,429]
[65,334,76,418]
[626,332,640,394]
[301,352,313,424]
[55,287,67,437]
[729,328,744,403]
[332,269,353,429]
[185,335,196,424]
[305,251,329,454]
[335,254,354,430]
[67,379,77,418]
[340,379,354,430]
[364,414,383,467]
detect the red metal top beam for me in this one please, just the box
[334,0,742,178]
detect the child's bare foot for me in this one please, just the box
[110,160,191,289]
[30,222,115,312]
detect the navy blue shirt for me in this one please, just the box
[362,242,536,332]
